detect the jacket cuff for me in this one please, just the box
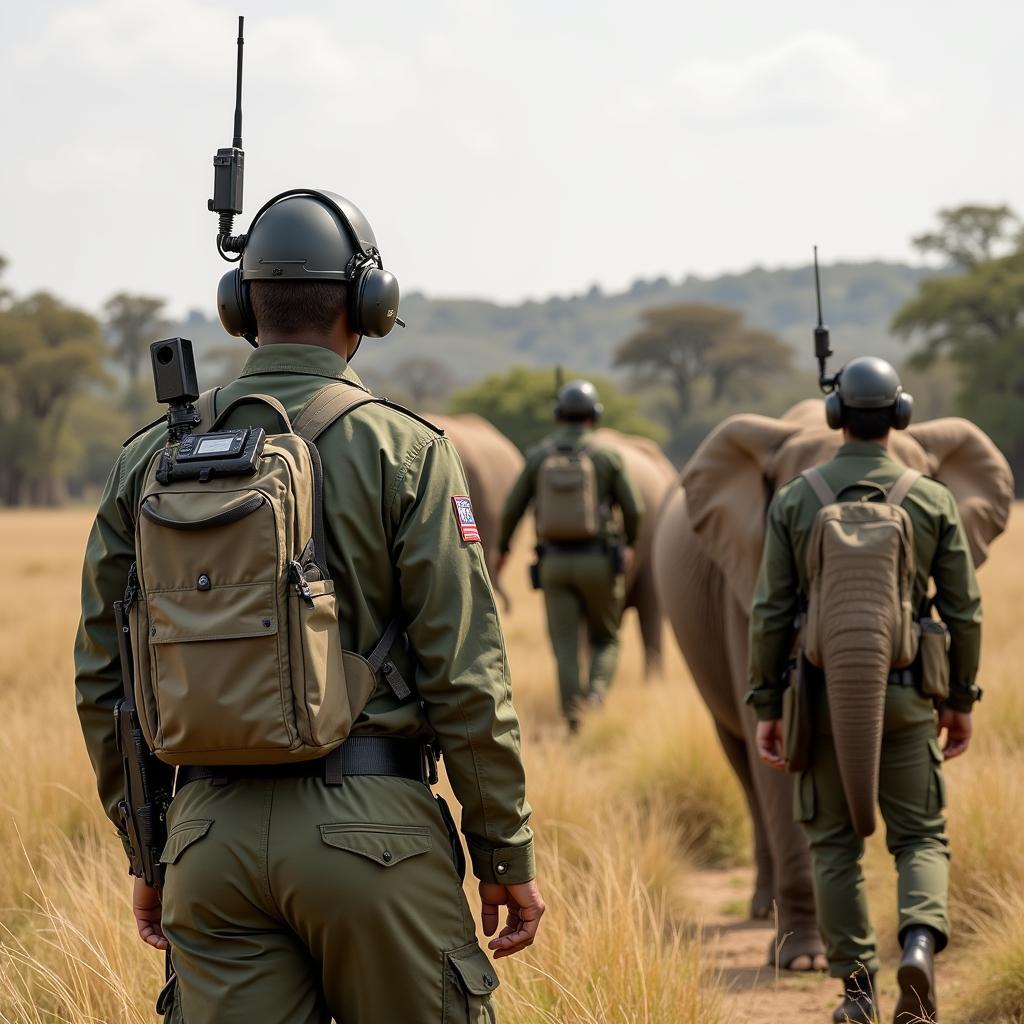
[945,686,982,714]
[118,830,138,873]
[467,838,535,885]
[745,688,784,722]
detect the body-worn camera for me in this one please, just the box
[150,336,266,483]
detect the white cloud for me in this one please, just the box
[616,32,920,126]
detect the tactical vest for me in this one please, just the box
[125,383,409,767]
[534,444,601,543]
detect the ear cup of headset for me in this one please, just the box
[351,265,401,338]
[824,391,844,430]
[892,390,914,430]
[217,269,256,340]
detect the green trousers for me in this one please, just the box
[159,775,498,1024]
[539,550,624,720]
[795,685,950,978]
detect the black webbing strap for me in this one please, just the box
[367,619,412,701]
[176,737,427,789]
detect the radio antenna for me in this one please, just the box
[813,246,836,393]
[232,16,244,149]
[209,16,247,261]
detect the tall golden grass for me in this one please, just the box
[1,505,1022,1022]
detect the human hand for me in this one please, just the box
[938,708,972,760]
[494,553,509,578]
[756,719,786,771]
[479,880,545,959]
[133,877,168,951]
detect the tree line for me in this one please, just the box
[1,203,1021,506]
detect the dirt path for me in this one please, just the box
[691,867,967,1023]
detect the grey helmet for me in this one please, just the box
[555,380,604,421]
[826,356,913,430]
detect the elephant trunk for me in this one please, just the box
[823,635,890,838]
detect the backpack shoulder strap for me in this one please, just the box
[886,469,922,508]
[194,387,222,433]
[292,382,380,442]
[211,393,293,433]
[801,467,835,507]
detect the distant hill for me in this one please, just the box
[174,260,935,389]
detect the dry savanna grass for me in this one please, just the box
[0,505,1022,1022]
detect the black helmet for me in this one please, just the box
[240,191,376,283]
[825,356,913,430]
[217,188,400,343]
[555,380,604,421]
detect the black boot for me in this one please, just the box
[895,927,937,1022]
[832,972,877,1023]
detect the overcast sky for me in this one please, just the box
[1,0,1022,318]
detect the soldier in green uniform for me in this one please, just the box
[748,358,981,1024]
[75,192,544,1023]
[495,381,643,731]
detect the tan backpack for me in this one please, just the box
[535,444,601,543]
[126,383,409,767]
[803,467,921,672]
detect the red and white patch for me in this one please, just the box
[451,496,481,543]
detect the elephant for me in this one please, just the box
[433,414,524,608]
[652,400,1014,969]
[590,428,679,675]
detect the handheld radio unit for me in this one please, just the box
[813,247,838,395]
[209,16,247,259]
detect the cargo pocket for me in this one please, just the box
[159,819,213,866]
[319,823,431,866]
[443,942,499,1024]
[926,738,947,814]
[793,770,816,823]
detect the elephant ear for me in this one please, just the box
[906,417,1014,568]
[681,414,802,609]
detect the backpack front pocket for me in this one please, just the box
[148,581,291,761]
[135,486,298,764]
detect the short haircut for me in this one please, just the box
[250,280,348,336]
[845,406,893,441]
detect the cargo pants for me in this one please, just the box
[159,774,499,1023]
[539,550,625,720]
[795,684,950,978]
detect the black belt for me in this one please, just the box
[887,668,917,687]
[176,737,436,789]
[540,541,609,554]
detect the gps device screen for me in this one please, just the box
[196,435,235,455]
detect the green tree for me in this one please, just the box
[0,288,110,505]
[613,304,791,419]
[104,293,170,385]
[912,204,1022,269]
[449,366,666,452]
[894,204,1024,488]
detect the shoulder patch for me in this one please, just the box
[451,495,481,543]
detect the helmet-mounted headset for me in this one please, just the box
[207,21,402,347]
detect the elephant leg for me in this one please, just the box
[629,569,664,679]
[724,598,824,970]
[713,721,773,920]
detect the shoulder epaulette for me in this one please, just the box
[375,398,446,437]
[122,415,165,448]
